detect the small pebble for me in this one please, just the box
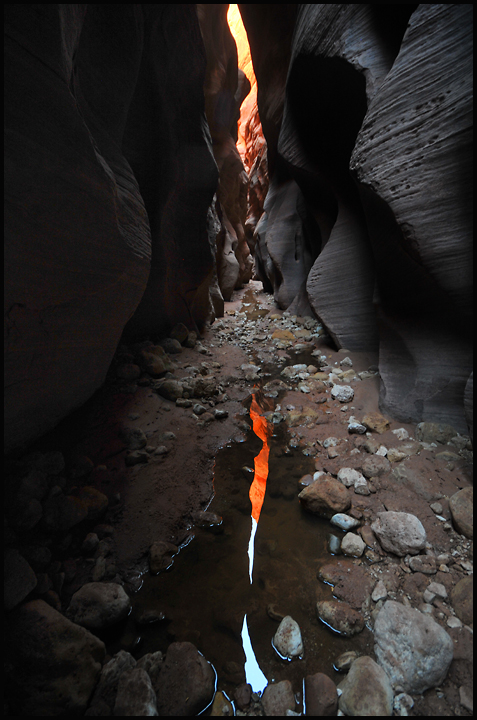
[154,446,169,456]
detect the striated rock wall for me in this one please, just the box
[350,4,473,431]
[121,5,219,338]
[238,4,298,178]
[244,109,269,256]
[5,5,151,455]
[276,4,413,347]
[241,4,473,433]
[197,4,252,302]
[229,4,268,253]
[4,5,218,454]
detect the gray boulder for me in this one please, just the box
[6,599,105,715]
[361,454,391,478]
[331,384,355,403]
[113,668,158,716]
[371,511,426,556]
[153,641,215,716]
[338,655,393,716]
[416,422,458,445]
[449,486,473,538]
[374,601,453,693]
[67,582,131,630]
[88,650,137,714]
[156,379,183,401]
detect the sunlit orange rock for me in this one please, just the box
[227,5,268,250]
[198,4,252,298]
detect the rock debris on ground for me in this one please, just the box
[4,282,473,716]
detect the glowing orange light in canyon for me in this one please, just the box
[248,394,271,524]
[227,4,258,165]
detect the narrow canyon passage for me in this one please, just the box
[4,4,473,718]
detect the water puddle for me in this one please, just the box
[111,376,373,709]
[239,287,270,320]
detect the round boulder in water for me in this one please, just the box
[330,513,360,531]
[316,600,365,636]
[273,615,303,659]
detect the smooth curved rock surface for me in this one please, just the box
[242,4,472,430]
[4,5,151,454]
[238,5,297,177]
[255,176,320,309]
[5,5,219,454]
[123,5,218,339]
[277,5,412,340]
[464,372,473,442]
[306,194,378,350]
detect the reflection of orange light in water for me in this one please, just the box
[227,4,258,165]
[249,394,271,523]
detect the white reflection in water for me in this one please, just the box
[247,517,258,584]
[241,614,268,694]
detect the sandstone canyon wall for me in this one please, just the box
[5,5,150,455]
[197,4,253,303]
[4,4,474,452]
[119,5,219,340]
[240,4,473,434]
[4,5,226,454]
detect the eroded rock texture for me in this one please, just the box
[4,5,217,453]
[350,4,473,430]
[278,4,413,347]
[241,4,473,432]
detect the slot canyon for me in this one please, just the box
[4,4,474,717]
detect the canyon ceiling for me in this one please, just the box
[4,4,473,455]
